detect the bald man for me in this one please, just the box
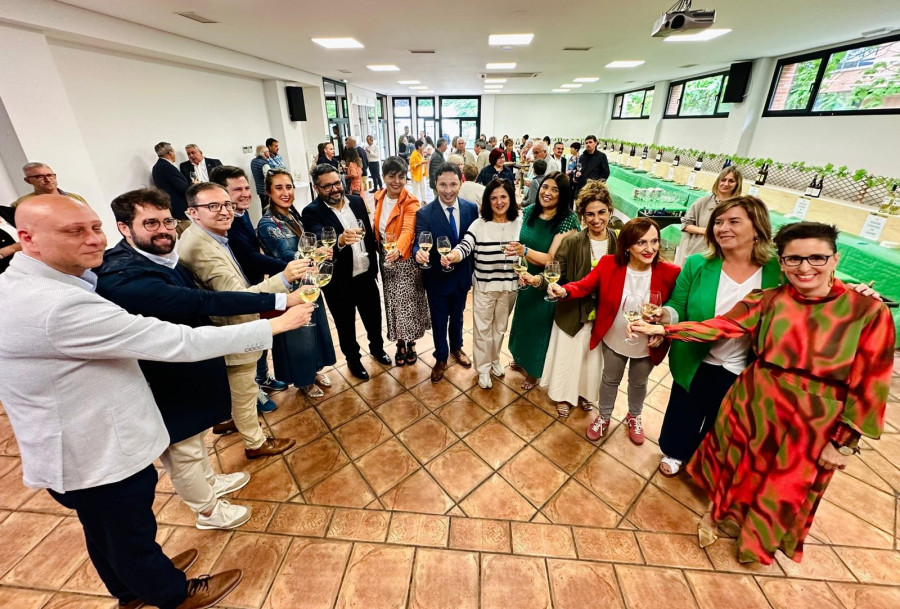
[0,195,312,609]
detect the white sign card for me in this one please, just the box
[859,214,888,241]
[748,186,760,197]
[651,162,658,175]
[667,166,675,180]
[791,197,810,219]
[687,173,697,188]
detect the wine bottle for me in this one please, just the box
[603,141,608,151]
[693,156,703,171]
[655,150,662,163]
[811,176,823,198]
[879,184,897,214]
[629,145,636,157]
[805,175,817,197]
[722,158,731,169]
[754,163,768,186]
[672,155,680,167]
[641,146,648,159]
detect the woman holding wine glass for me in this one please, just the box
[548,217,679,443]
[258,169,337,398]
[371,156,430,366]
[442,178,522,389]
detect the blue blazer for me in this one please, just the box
[151,158,190,219]
[229,212,286,285]
[300,195,379,289]
[413,197,479,296]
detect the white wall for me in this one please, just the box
[486,94,609,141]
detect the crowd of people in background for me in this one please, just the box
[0,129,894,609]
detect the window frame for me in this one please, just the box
[610,86,655,120]
[763,33,900,117]
[664,70,731,119]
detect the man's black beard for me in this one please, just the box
[135,234,175,256]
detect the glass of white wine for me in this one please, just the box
[383,231,398,267]
[311,241,328,265]
[543,260,561,302]
[321,227,337,248]
[298,274,320,326]
[437,236,453,273]
[355,219,368,258]
[300,233,317,259]
[418,231,433,269]
[317,262,334,289]
[512,255,529,291]
[623,293,643,345]
[641,290,662,320]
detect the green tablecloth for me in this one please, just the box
[606,177,696,219]
[609,165,707,206]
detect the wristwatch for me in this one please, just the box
[830,440,857,456]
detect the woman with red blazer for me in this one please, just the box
[550,217,680,443]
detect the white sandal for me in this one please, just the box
[303,384,324,398]
[658,456,682,478]
[315,372,332,387]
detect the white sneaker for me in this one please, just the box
[196,499,252,530]
[478,372,493,389]
[211,472,250,498]
[490,362,505,378]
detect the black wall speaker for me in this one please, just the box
[722,62,753,103]
[285,86,307,121]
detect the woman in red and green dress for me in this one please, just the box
[631,221,895,565]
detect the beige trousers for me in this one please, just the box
[226,362,267,450]
[158,430,217,514]
[472,289,517,374]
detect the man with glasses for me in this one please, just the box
[12,162,87,208]
[178,182,308,458]
[302,164,390,380]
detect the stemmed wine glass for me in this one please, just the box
[622,293,643,345]
[499,232,511,271]
[317,262,334,289]
[418,232,433,269]
[512,255,529,290]
[437,236,453,273]
[297,274,320,326]
[543,260,561,302]
[383,231,398,267]
[321,227,337,248]
[301,233,317,259]
[355,219,368,258]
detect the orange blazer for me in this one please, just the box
[372,188,421,260]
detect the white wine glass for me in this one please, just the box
[355,219,368,258]
[297,274,320,326]
[321,227,337,248]
[311,241,328,265]
[317,262,334,289]
[623,293,643,345]
[512,255,529,291]
[543,260,561,302]
[301,233,317,259]
[383,231,398,267]
[437,236,453,273]
[418,231,433,269]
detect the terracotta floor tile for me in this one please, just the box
[842,454,894,493]
[356,438,419,495]
[561,405,600,439]
[773,544,856,581]
[0,511,63,577]
[574,450,646,514]
[2,518,86,588]
[828,582,900,609]
[627,484,699,534]
[156,494,197,527]
[442,361,479,392]
[380,469,455,514]
[61,557,108,596]
[464,419,525,469]
[410,378,462,410]
[635,532,713,569]
[325,507,390,542]
[523,385,560,416]
[397,415,458,463]
[0,456,18,478]
[160,526,232,577]
[498,446,567,507]
[263,539,351,609]
[388,512,450,547]
[833,547,900,584]
[333,411,392,459]
[543,480,620,528]
[449,517,511,553]
[267,408,328,450]
[511,522,577,558]
[335,543,415,609]
[435,396,491,437]
[572,527,643,563]
[267,504,333,536]
[286,435,349,490]
[481,554,551,609]
[685,571,770,609]
[425,443,492,501]
[235,459,299,502]
[495,399,555,441]
[262,388,313,426]
[354,370,405,407]
[703,538,784,576]
[824,472,895,533]
[303,464,375,508]
[232,498,277,532]
[615,564,697,609]
[547,559,624,609]
[600,424,663,479]
[375,393,429,433]
[408,548,478,609]
[0,462,39,510]
[210,532,290,609]
[315,390,370,429]
[466,381,519,414]
[458,474,536,521]
[758,578,846,609]
[41,593,118,608]
[214,434,274,475]
[651,471,709,515]
[0,587,50,608]
[530,422,595,474]
[18,490,74,516]
[856,449,900,494]
[388,359,436,389]
[810,495,898,548]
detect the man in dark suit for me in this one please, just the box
[0,205,21,274]
[428,138,448,192]
[573,134,610,197]
[414,162,478,383]
[301,163,390,380]
[180,144,222,183]
[151,142,191,234]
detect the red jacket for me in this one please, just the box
[563,255,681,365]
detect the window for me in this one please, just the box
[611,87,654,119]
[417,98,435,117]
[438,97,480,143]
[765,34,900,116]
[665,72,730,118]
[392,97,412,150]
[440,97,479,117]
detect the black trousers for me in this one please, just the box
[426,288,466,363]
[368,162,383,189]
[658,362,738,462]
[323,273,384,363]
[49,465,187,609]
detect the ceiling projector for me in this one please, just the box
[651,1,716,38]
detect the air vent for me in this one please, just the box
[562,47,592,52]
[338,69,352,74]
[679,64,698,68]
[478,72,540,79]
[175,12,217,24]
[409,49,436,54]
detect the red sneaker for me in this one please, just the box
[586,415,610,441]
[625,414,644,445]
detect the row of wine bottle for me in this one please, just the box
[804,175,824,198]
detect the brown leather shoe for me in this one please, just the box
[451,349,472,368]
[244,436,295,459]
[212,419,237,435]
[176,570,243,609]
[431,360,447,383]
[118,549,201,608]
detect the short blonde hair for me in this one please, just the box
[705,196,773,265]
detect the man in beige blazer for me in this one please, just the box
[178,182,307,459]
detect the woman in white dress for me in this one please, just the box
[675,165,742,265]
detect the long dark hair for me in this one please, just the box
[526,171,572,231]
[343,146,361,166]
[264,169,303,235]
[480,179,519,222]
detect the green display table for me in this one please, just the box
[606,177,696,219]
[609,165,707,206]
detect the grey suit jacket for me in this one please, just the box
[0,254,272,492]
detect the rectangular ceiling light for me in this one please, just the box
[664,28,732,42]
[398,80,420,84]
[489,33,534,46]
[561,84,582,88]
[486,62,517,70]
[312,37,364,49]
[551,89,570,93]
[573,77,599,82]
[409,85,428,90]
[484,85,503,89]
[484,78,507,84]
[605,60,645,68]
[367,64,400,71]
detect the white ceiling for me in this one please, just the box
[59,0,897,95]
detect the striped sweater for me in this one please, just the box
[453,216,523,292]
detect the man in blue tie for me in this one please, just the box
[414,163,479,383]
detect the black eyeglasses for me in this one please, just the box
[780,254,833,267]
[141,217,178,231]
[190,202,235,213]
[316,180,343,191]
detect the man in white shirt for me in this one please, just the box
[549,142,566,174]
[179,144,222,183]
[365,135,383,192]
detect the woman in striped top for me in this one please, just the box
[443,178,522,389]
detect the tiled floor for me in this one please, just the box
[2,302,900,608]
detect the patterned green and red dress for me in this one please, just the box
[664,280,895,564]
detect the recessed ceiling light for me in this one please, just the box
[486,62,517,70]
[367,64,400,71]
[551,89,570,93]
[561,84,582,88]
[573,77,599,82]
[664,28,732,42]
[489,33,534,46]
[484,85,503,89]
[605,60,645,68]
[484,78,507,84]
[409,85,428,90]
[312,37,364,49]
[398,80,420,84]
